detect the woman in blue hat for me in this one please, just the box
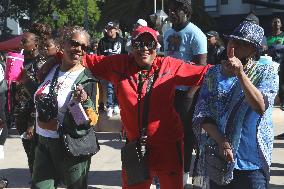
[192,21,279,189]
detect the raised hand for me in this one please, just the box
[226,47,244,77]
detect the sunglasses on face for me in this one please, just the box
[132,41,157,51]
[69,39,88,52]
[21,38,29,45]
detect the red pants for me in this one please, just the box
[122,140,184,189]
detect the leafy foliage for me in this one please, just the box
[7,0,100,33]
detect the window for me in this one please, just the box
[204,0,218,12]
[221,0,228,4]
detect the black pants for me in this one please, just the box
[174,90,196,172]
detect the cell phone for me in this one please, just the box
[68,100,89,126]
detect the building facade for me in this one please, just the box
[204,0,284,35]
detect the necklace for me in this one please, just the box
[55,63,83,92]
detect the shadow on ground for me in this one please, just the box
[269,183,284,189]
[0,168,31,188]
[88,170,121,187]
[273,142,284,148]
[96,132,125,150]
[271,163,284,169]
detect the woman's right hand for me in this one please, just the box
[218,140,234,163]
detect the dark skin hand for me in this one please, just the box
[26,126,34,139]
[0,119,4,128]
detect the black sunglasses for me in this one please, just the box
[132,41,157,51]
[69,39,88,52]
[21,38,29,45]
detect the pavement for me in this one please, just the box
[0,108,283,189]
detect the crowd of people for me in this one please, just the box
[0,0,283,189]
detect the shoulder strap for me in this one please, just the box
[49,66,60,95]
[137,70,159,137]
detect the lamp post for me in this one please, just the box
[84,0,89,31]
[150,9,168,32]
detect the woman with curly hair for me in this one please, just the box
[14,22,50,175]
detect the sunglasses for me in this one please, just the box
[21,38,29,45]
[69,39,88,52]
[132,41,157,51]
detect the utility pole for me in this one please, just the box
[84,0,89,31]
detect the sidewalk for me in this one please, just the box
[0,108,283,189]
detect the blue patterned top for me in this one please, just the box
[192,60,279,188]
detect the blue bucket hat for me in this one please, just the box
[225,21,264,48]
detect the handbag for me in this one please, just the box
[62,127,100,158]
[121,140,149,186]
[35,66,59,123]
[61,77,100,158]
[205,142,231,185]
[121,70,158,186]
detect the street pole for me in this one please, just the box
[162,0,164,11]
[154,0,156,13]
[84,0,89,31]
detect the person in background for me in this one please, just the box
[206,31,225,65]
[125,19,148,54]
[32,26,98,189]
[89,39,99,55]
[163,0,207,186]
[244,12,268,54]
[268,17,284,139]
[14,23,50,176]
[97,21,126,117]
[43,36,60,58]
[193,21,278,189]
[267,17,284,47]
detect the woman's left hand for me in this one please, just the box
[218,140,234,163]
[74,84,88,102]
[226,47,244,77]
[26,126,34,139]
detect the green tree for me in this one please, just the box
[8,0,101,33]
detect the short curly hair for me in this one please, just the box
[60,26,90,46]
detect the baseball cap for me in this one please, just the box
[136,19,148,27]
[206,31,219,38]
[105,21,119,29]
[244,13,259,25]
[132,26,158,42]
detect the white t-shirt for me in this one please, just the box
[35,65,84,138]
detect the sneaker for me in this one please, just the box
[107,107,113,118]
[275,133,284,140]
[113,106,120,115]
[183,172,190,187]
[0,178,8,188]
